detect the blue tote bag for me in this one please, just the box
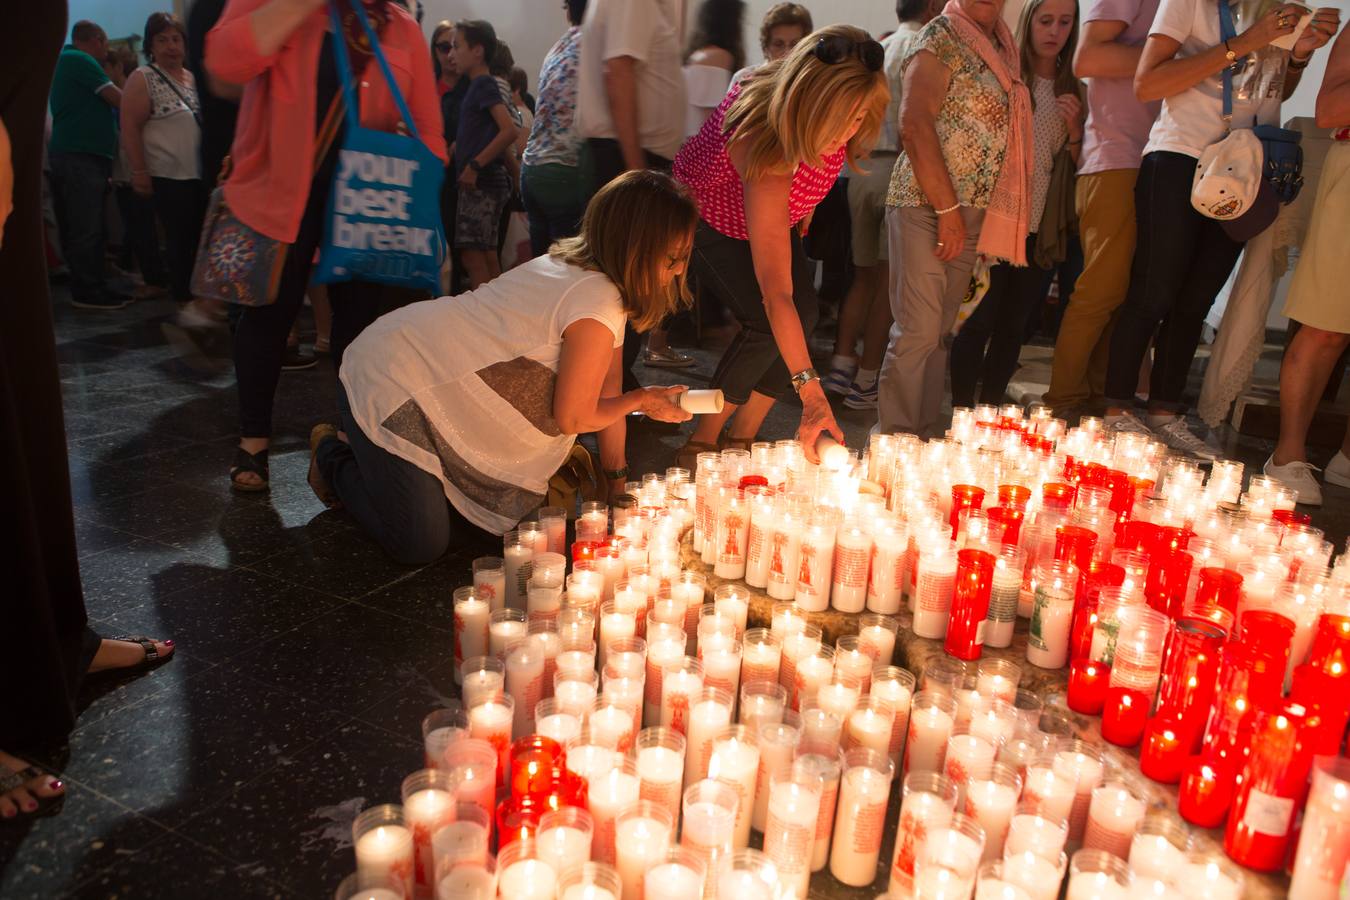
[314,2,445,294]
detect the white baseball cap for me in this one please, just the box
[1191,129,1263,221]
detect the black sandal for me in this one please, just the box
[0,764,47,797]
[230,447,270,492]
[101,634,172,673]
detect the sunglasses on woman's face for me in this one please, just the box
[813,35,884,72]
[435,41,452,53]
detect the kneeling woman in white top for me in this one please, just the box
[312,171,697,564]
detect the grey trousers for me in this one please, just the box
[877,205,985,436]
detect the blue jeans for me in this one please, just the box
[316,389,494,565]
[49,152,112,304]
[521,163,586,258]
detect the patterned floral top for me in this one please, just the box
[136,64,201,181]
[886,17,1010,210]
[524,27,583,169]
[673,84,847,241]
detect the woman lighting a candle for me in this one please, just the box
[673,25,889,466]
[307,171,696,564]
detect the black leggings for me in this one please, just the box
[151,177,207,303]
[1104,151,1244,411]
[690,222,820,406]
[232,161,423,438]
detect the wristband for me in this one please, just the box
[934,202,961,215]
[603,465,630,481]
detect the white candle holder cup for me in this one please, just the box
[904,691,958,776]
[829,747,896,886]
[635,726,687,824]
[441,739,498,834]
[966,761,1024,862]
[707,724,761,849]
[856,612,901,667]
[614,801,675,899]
[334,870,405,900]
[915,813,988,900]
[401,769,458,895]
[453,587,492,681]
[495,839,558,900]
[974,860,1034,900]
[1066,848,1130,900]
[536,806,594,876]
[487,608,527,660]
[587,755,642,867]
[534,697,582,746]
[644,846,709,900]
[1127,812,1191,887]
[1175,849,1244,900]
[431,801,491,870]
[715,848,783,900]
[352,804,414,899]
[557,861,622,900]
[465,695,514,784]
[763,765,824,898]
[975,658,1022,705]
[422,706,469,770]
[681,779,740,879]
[1000,848,1069,900]
[1081,778,1147,861]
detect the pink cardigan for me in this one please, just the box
[206,1,448,243]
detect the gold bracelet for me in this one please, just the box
[934,202,961,215]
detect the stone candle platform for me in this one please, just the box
[681,534,1291,898]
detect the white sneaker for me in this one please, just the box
[822,365,857,396]
[1152,416,1223,462]
[1325,451,1350,489]
[1263,455,1323,507]
[1105,411,1153,436]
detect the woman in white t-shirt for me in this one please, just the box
[309,171,698,563]
[1099,0,1339,457]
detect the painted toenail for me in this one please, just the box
[23,802,36,811]
[3,809,14,818]
[50,781,62,790]
[165,639,175,647]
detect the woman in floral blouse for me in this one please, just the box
[876,0,1033,438]
[522,0,589,257]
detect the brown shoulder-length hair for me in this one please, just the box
[551,171,698,333]
[723,24,889,181]
[143,12,187,64]
[759,3,813,52]
[431,20,454,81]
[1016,0,1082,106]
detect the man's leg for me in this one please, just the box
[1046,170,1138,410]
[49,153,112,306]
[1272,324,1350,465]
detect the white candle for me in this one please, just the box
[436,862,494,900]
[644,636,687,729]
[779,631,821,703]
[536,711,581,745]
[505,641,544,740]
[616,812,673,900]
[578,509,609,544]
[766,517,804,602]
[816,681,860,723]
[913,545,958,639]
[857,624,897,669]
[701,643,742,699]
[794,523,835,612]
[739,691,785,735]
[1082,785,1146,860]
[752,724,801,833]
[467,699,513,778]
[1021,763,1076,825]
[559,886,616,900]
[526,583,562,630]
[713,589,749,639]
[763,777,822,899]
[906,704,955,775]
[966,777,1018,861]
[870,677,913,770]
[454,595,490,674]
[556,647,596,682]
[497,858,556,900]
[681,796,735,868]
[588,766,642,865]
[831,523,871,613]
[713,494,751,581]
[867,526,907,615]
[830,762,893,886]
[976,672,1017,705]
[425,724,467,770]
[660,666,703,736]
[554,678,598,718]
[355,824,414,891]
[432,820,488,867]
[1175,860,1242,900]
[404,787,454,892]
[488,618,527,659]
[596,552,626,602]
[637,744,685,823]
[1002,849,1066,900]
[643,861,704,900]
[708,734,760,848]
[600,610,637,672]
[1026,580,1074,670]
[1128,832,1187,885]
[793,654,834,712]
[889,791,955,890]
[846,705,894,757]
[944,733,997,808]
[537,823,592,877]
[833,648,874,695]
[744,496,774,589]
[684,695,733,789]
[1053,750,1104,844]
[503,542,533,611]
[1005,813,1068,860]
[590,703,637,755]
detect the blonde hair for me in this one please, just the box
[723,24,889,181]
[1016,0,1082,107]
[551,171,698,333]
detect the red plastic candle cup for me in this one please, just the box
[950,485,986,539]
[1155,526,1193,554]
[510,735,564,799]
[1179,756,1234,828]
[1224,702,1316,871]
[1067,659,1108,715]
[945,548,995,661]
[495,793,546,849]
[1042,482,1076,511]
[1144,549,1193,618]
[1139,715,1189,783]
[1192,567,1243,623]
[572,540,600,564]
[1105,469,1134,519]
[1290,665,1350,756]
[1236,609,1296,673]
[1054,525,1098,572]
[998,484,1032,510]
[1270,508,1312,527]
[1309,612,1350,676]
[1155,617,1226,751]
[1115,520,1160,555]
[737,474,769,491]
[1100,686,1150,746]
[985,506,1025,545]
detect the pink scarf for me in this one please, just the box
[941,0,1033,265]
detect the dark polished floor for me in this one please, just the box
[3,284,1347,898]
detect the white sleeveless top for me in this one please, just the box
[340,255,627,534]
[683,64,731,137]
[138,65,200,180]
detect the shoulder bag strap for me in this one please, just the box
[148,63,201,127]
[1218,1,1237,129]
[327,1,423,144]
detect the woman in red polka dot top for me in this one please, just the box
[672,24,889,466]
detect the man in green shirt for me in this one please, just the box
[48,20,127,310]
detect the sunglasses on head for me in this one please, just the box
[813,35,884,72]
[435,41,452,52]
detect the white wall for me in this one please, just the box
[69,0,185,46]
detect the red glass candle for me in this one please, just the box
[572,540,600,564]
[1116,520,1160,554]
[737,474,769,491]
[1192,567,1242,622]
[1100,686,1150,746]
[1069,562,1126,662]
[1201,643,1283,775]
[1179,756,1235,828]
[1042,482,1076,511]
[1237,609,1296,674]
[945,548,995,660]
[1144,549,1193,618]
[985,506,1025,545]
[1225,702,1316,871]
[1067,659,1108,714]
[510,735,564,799]
[1270,508,1312,527]
[1054,525,1097,571]
[1309,612,1350,677]
[1155,617,1226,751]
[1105,469,1134,522]
[1290,665,1350,756]
[495,793,546,848]
[1140,715,1189,783]
[998,484,1031,510]
[950,485,986,539]
[1154,526,1193,554]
